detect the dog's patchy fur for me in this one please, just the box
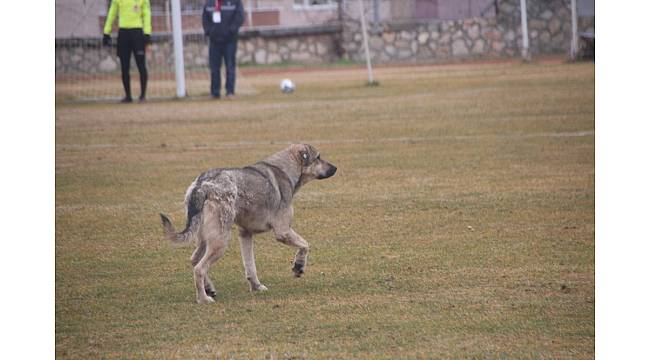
[160,144,337,304]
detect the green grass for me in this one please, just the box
[56,60,594,358]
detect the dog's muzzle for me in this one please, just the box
[319,164,337,179]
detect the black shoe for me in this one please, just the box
[138,95,146,103]
[211,94,220,100]
[120,96,133,103]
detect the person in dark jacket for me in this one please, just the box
[202,0,245,99]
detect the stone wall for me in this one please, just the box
[340,0,595,63]
[497,0,586,54]
[55,1,595,75]
[341,17,513,63]
[234,26,340,65]
[55,25,340,75]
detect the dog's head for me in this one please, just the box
[291,144,337,183]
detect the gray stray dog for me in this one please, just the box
[160,144,337,304]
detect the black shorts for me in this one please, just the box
[117,28,145,58]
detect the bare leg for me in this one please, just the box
[238,228,268,292]
[275,228,310,277]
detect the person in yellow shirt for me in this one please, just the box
[103,0,152,103]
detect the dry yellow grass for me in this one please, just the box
[56,60,594,358]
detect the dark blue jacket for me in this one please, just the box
[202,0,245,42]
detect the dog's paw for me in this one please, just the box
[252,284,268,292]
[292,262,305,278]
[205,287,217,298]
[250,282,268,292]
[197,296,215,304]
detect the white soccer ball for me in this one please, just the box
[280,79,295,93]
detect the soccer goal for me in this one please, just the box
[55,0,255,102]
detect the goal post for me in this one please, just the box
[519,0,530,61]
[358,0,376,86]
[54,0,255,102]
[570,0,578,60]
[170,0,186,98]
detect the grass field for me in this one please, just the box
[56,60,595,358]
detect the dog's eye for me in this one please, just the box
[316,155,320,160]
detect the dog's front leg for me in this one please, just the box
[275,228,310,278]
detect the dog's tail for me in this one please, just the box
[160,213,196,245]
[161,177,206,246]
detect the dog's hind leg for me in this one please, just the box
[238,228,268,292]
[275,228,310,278]
[193,200,232,304]
[190,241,217,298]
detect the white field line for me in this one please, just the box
[57,130,594,150]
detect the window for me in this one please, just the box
[293,0,337,10]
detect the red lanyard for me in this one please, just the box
[215,0,221,11]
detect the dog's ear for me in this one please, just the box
[292,144,314,166]
[303,150,313,164]
[298,150,311,166]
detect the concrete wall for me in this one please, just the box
[273,0,339,27]
[56,0,105,38]
[54,0,339,38]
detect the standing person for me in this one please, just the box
[103,0,152,103]
[203,0,245,99]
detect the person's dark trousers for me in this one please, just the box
[117,28,148,100]
[209,38,238,97]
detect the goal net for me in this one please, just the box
[55,0,255,102]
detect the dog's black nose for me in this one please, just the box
[326,165,337,177]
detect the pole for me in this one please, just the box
[170,0,186,98]
[570,0,578,60]
[519,0,530,61]
[247,0,253,27]
[358,0,375,85]
[165,0,171,32]
[373,0,379,25]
